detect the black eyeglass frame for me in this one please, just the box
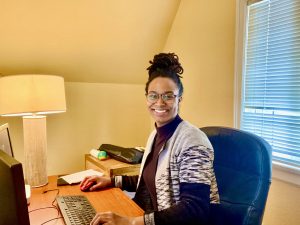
[145,92,179,103]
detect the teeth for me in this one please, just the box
[155,109,167,113]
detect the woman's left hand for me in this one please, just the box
[90,212,143,225]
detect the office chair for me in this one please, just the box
[201,126,272,225]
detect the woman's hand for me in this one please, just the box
[90,212,144,225]
[80,175,112,191]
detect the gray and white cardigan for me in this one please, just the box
[139,121,219,224]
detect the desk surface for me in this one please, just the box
[28,176,143,225]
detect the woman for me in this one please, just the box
[81,53,219,225]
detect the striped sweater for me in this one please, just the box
[138,121,219,225]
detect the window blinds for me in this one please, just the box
[242,0,300,168]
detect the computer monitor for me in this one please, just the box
[0,123,14,157]
[0,149,30,225]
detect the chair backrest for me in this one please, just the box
[201,126,272,225]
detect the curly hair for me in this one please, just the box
[145,52,184,96]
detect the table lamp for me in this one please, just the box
[0,75,66,187]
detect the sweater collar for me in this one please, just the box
[155,115,183,138]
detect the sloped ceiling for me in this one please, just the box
[0,0,180,84]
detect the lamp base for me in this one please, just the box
[23,116,48,187]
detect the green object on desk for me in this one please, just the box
[98,150,107,160]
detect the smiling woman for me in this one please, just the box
[81,53,220,225]
[145,53,183,127]
[146,77,180,127]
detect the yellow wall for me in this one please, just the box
[164,0,236,127]
[264,179,300,225]
[0,1,299,224]
[0,82,150,175]
[163,1,300,225]
[0,0,180,84]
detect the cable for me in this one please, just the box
[29,188,63,224]
[28,206,57,213]
[42,188,60,197]
[40,216,63,225]
[29,188,60,216]
[43,188,60,215]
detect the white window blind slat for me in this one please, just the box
[242,0,300,168]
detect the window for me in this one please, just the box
[236,0,300,172]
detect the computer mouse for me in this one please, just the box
[80,181,95,192]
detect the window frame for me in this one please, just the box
[234,0,300,186]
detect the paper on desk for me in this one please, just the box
[60,169,103,184]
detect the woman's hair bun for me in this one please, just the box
[147,52,183,77]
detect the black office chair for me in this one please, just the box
[201,126,272,225]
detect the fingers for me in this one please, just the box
[90,213,101,225]
[80,175,113,192]
[90,211,134,225]
[90,212,113,225]
[80,176,91,187]
[89,183,100,191]
[89,176,111,191]
[89,179,105,191]
[80,175,108,191]
[80,176,97,189]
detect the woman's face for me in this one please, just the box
[146,77,181,127]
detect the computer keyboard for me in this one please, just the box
[56,195,96,225]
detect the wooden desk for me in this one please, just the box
[29,176,143,225]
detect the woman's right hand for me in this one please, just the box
[80,175,112,191]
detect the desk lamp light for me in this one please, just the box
[0,75,66,187]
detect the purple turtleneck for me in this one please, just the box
[142,114,183,210]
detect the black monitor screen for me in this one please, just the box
[0,149,30,225]
[0,123,13,157]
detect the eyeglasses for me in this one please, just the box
[146,92,178,103]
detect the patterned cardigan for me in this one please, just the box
[138,121,219,225]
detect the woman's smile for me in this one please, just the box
[147,77,181,127]
[153,108,168,113]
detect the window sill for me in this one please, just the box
[272,162,300,186]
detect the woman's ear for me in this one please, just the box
[178,96,183,102]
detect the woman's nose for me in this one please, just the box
[155,96,166,105]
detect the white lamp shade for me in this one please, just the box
[0,74,66,116]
